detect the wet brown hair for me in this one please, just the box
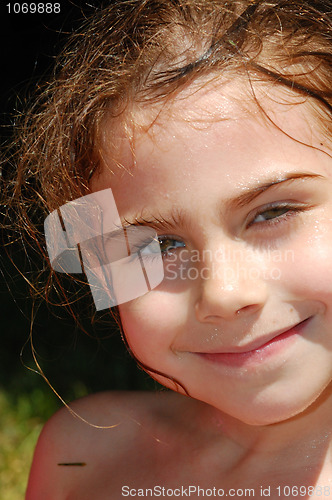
[2,0,332,389]
[7,1,332,203]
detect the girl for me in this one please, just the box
[8,0,332,498]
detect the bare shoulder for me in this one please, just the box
[26,390,191,500]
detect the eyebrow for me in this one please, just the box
[224,172,323,211]
[120,172,323,232]
[121,208,189,233]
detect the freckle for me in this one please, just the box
[289,307,294,313]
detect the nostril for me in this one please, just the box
[236,304,260,315]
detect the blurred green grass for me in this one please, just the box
[0,331,154,500]
[0,386,57,499]
[0,376,96,499]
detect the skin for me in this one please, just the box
[26,81,332,499]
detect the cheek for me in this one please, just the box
[118,293,186,363]
[279,225,332,299]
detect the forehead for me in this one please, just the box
[92,80,331,211]
[105,77,323,139]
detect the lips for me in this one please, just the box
[196,318,311,367]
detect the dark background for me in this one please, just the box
[0,0,155,420]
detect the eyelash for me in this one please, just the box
[128,235,185,260]
[157,236,186,258]
[246,202,307,230]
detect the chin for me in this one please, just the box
[234,410,299,427]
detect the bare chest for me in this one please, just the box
[66,442,330,500]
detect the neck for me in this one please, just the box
[203,385,332,471]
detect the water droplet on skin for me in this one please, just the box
[224,284,234,291]
[205,328,220,343]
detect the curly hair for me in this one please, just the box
[3,0,332,310]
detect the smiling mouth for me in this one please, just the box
[197,318,311,367]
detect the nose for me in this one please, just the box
[194,242,268,323]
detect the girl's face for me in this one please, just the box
[92,82,332,425]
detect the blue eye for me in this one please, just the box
[129,235,185,261]
[248,203,305,228]
[252,205,292,224]
[158,236,186,257]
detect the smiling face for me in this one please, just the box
[91,81,332,426]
